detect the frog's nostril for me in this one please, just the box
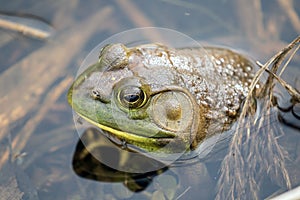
[91,90,101,99]
[91,89,111,103]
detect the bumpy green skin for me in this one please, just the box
[68,43,257,153]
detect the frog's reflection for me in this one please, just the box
[72,127,170,192]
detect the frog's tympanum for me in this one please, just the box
[68,43,257,154]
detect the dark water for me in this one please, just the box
[0,0,299,199]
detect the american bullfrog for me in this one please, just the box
[68,43,258,154]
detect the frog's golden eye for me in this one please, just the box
[118,86,147,109]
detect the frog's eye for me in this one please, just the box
[118,86,147,109]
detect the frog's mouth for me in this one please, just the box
[76,113,190,153]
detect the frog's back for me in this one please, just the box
[168,47,257,125]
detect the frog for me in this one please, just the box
[68,43,258,155]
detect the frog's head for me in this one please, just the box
[68,44,206,154]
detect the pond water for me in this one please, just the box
[0,0,299,199]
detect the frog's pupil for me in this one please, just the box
[119,86,145,108]
[124,94,140,103]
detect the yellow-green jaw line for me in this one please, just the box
[76,113,174,152]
